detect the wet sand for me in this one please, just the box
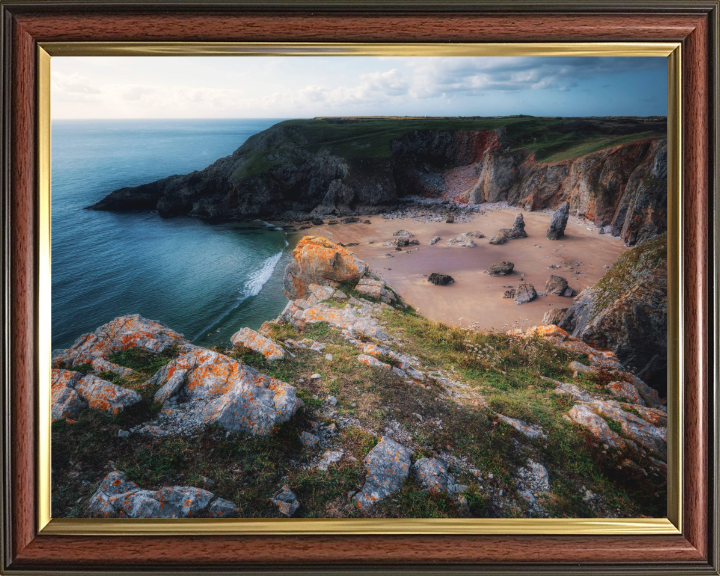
[301,209,627,332]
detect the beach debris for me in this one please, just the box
[428,273,454,286]
[546,202,570,240]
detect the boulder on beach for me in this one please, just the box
[488,261,514,277]
[546,202,570,240]
[428,236,441,245]
[503,288,516,299]
[312,218,324,225]
[509,213,528,238]
[393,230,414,238]
[515,283,537,305]
[283,236,367,300]
[447,233,476,247]
[545,275,570,296]
[428,273,454,286]
[489,231,508,245]
[446,214,454,223]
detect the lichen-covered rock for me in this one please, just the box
[51,369,86,422]
[413,458,449,494]
[52,314,186,369]
[488,261,514,276]
[75,375,142,416]
[300,431,320,449]
[358,354,391,370]
[149,344,303,435]
[354,437,412,509]
[284,301,389,341]
[543,308,568,326]
[516,459,550,514]
[588,399,666,456]
[568,404,625,448]
[230,327,285,361]
[514,283,537,305]
[428,273,454,286]
[208,498,241,518]
[317,449,344,471]
[89,357,135,377]
[88,471,227,518]
[283,236,367,300]
[271,486,299,516]
[606,381,645,405]
[355,277,396,303]
[546,201,569,240]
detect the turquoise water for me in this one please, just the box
[51,119,293,350]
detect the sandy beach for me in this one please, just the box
[301,209,627,332]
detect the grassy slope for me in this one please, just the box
[235,116,666,179]
[52,283,666,520]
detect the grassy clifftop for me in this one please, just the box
[241,116,666,168]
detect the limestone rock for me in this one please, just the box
[51,369,87,422]
[358,354,391,370]
[497,414,547,439]
[488,261,514,276]
[75,375,142,416]
[88,471,224,519]
[428,236,441,245]
[283,236,367,300]
[149,344,303,435]
[208,498,241,518]
[353,437,412,509]
[546,201,569,240]
[317,449,344,471]
[52,314,186,369]
[543,308,568,326]
[514,283,537,305]
[271,486,299,517]
[428,273,454,286]
[413,458,449,494]
[568,404,625,448]
[355,277,396,303]
[231,327,285,361]
[300,431,321,449]
[607,381,645,405]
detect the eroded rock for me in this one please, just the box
[546,201,569,240]
[488,261,514,276]
[428,273,454,286]
[231,327,285,361]
[514,283,537,305]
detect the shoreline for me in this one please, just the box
[287,208,627,332]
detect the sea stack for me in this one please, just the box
[546,202,570,240]
[508,213,528,239]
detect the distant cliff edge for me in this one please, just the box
[88,116,667,246]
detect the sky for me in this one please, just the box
[51,56,667,119]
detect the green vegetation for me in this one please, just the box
[232,116,666,180]
[52,286,666,519]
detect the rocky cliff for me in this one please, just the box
[88,117,666,246]
[52,236,667,520]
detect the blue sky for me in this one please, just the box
[51,56,667,119]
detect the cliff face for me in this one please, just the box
[466,138,667,246]
[89,118,666,246]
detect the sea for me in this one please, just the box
[51,118,293,351]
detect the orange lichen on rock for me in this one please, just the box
[283,236,367,300]
[231,327,285,361]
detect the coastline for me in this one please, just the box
[288,208,627,332]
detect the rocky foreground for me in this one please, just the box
[52,236,667,519]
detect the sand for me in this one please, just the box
[297,209,627,332]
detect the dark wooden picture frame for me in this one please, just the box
[1,1,718,573]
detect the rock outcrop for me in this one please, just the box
[559,235,667,393]
[497,213,528,240]
[88,471,240,518]
[545,275,575,297]
[283,236,367,300]
[546,202,569,240]
[231,327,286,361]
[428,273,454,286]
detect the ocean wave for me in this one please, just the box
[192,248,284,340]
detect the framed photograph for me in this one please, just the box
[1,1,717,574]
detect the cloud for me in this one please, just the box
[51,72,102,96]
[403,57,665,98]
